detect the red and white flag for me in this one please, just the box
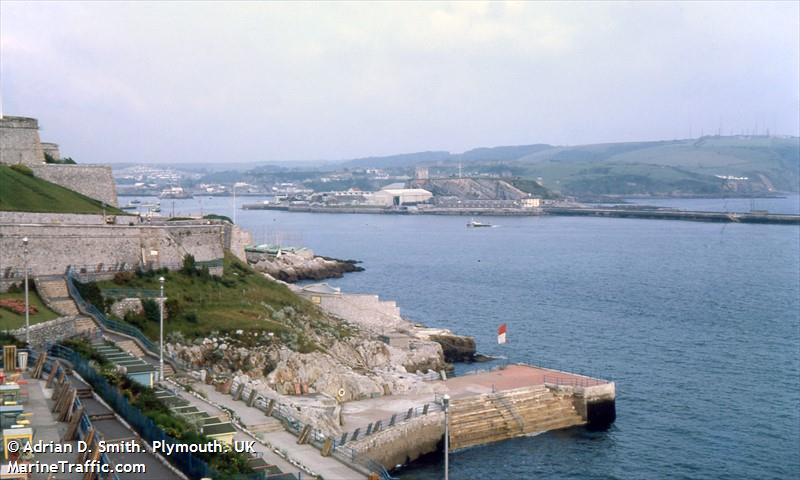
[497,323,507,344]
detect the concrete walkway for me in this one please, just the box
[169,381,368,480]
[25,372,181,480]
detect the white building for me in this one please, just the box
[369,188,433,207]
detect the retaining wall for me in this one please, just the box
[29,164,118,206]
[0,223,226,276]
[347,412,444,470]
[9,315,79,346]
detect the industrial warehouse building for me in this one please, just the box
[369,188,433,206]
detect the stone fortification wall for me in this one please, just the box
[0,223,226,277]
[0,211,134,225]
[312,293,406,332]
[40,142,61,160]
[0,116,44,165]
[30,164,119,207]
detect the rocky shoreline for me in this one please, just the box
[246,247,364,282]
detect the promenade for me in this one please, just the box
[170,381,368,480]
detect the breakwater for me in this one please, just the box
[543,206,800,224]
[242,202,800,224]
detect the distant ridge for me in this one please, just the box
[336,136,799,195]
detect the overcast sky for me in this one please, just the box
[1,1,798,164]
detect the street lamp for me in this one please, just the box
[22,237,29,344]
[443,393,450,480]
[159,276,165,381]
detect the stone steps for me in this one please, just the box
[115,339,146,358]
[449,387,585,451]
[245,418,284,434]
[35,277,81,316]
[74,316,98,335]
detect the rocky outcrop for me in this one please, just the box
[427,333,477,362]
[109,298,143,319]
[247,248,363,282]
[166,332,444,402]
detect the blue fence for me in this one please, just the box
[45,345,268,480]
[27,349,120,480]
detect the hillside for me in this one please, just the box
[514,136,800,195]
[0,165,124,214]
[335,136,799,196]
[92,253,352,352]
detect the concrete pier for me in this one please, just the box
[341,364,615,469]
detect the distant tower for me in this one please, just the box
[0,116,46,165]
[415,166,429,180]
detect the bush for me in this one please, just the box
[181,254,196,275]
[10,164,33,176]
[112,271,135,285]
[183,311,198,324]
[203,214,233,223]
[165,298,181,319]
[141,299,160,323]
[75,281,108,312]
[44,153,77,164]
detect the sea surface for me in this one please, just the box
[151,195,800,479]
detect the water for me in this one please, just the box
[150,195,800,478]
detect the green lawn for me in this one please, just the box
[0,290,60,331]
[0,165,124,214]
[93,254,348,349]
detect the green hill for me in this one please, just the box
[0,165,124,214]
[513,136,799,195]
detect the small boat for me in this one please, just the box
[130,199,141,204]
[121,203,138,210]
[467,219,492,228]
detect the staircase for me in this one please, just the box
[116,339,146,358]
[74,316,99,336]
[448,385,585,451]
[244,417,284,434]
[36,277,80,316]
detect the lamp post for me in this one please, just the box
[159,276,165,382]
[22,237,30,344]
[443,393,450,480]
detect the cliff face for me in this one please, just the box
[415,178,530,200]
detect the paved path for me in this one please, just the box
[170,381,368,480]
[26,373,181,480]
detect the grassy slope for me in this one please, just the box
[0,291,60,330]
[511,137,799,194]
[96,253,348,348]
[0,165,124,214]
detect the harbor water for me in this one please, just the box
[160,195,800,479]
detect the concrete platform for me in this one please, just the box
[342,364,607,431]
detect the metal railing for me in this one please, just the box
[44,345,267,480]
[542,374,608,388]
[0,267,30,280]
[336,400,443,447]
[66,267,159,353]
[230,379,396,480]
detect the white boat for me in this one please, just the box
[467,218,493,228]
[159,187,193,199]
